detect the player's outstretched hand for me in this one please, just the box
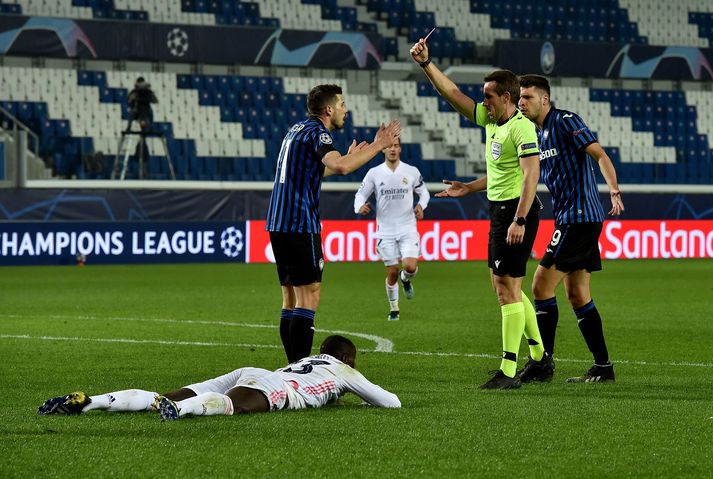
[410,40,429,64]
[435,179,469,198]
[348,139,369,155]
[374,119,401,149]
[358,204,371,215]
[609,189,624,216]
[414,204,424,220]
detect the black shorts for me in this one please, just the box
[488,197,541,278]
[540,222,602,273]
[269,232,324,286]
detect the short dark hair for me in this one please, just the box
[483,70,520,104]
[320,335,356,359]
[519,74,551,96]
[307,84,343,116]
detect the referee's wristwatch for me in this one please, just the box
[513,216,527,226]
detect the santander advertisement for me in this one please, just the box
[247,220,713,263]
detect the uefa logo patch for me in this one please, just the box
[220,226,244,258]
[319,133,333,145]
[491,141,502,160]
[167,28,189,57]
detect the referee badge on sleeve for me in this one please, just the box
[491,141,502,160]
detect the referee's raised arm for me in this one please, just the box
[409,39,475,122]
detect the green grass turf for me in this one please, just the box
[1,259,712,477]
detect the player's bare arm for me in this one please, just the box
[409,41,476,122]
[507,154,539,245]
[435,176,487,198]
[324,140,368,177]
[585,143,624,215]
[322,120,401,175]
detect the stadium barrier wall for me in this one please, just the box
[495,39,713,80]
[2,219,712,266]
[0,15,382,68]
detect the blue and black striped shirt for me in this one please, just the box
[537,108,605,225]
[266,117,337,233]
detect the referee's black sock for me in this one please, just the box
[290,308,315,362]
[575,300,610,365]
[279,308,294,363]
[535,297,559,356]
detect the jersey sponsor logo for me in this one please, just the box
[319,132,333,144]
[572,128,586,137]
[291,123,305,133]
[491,141,502,160]
[521,142,536,151]
[540,148,558,160]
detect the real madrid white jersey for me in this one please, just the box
[353,162,429,238]
[275,354,401,409]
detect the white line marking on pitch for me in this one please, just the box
[1,333,712,369]
[0,313,394,353]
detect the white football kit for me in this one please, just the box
[354,162,429,265]
[185,354,401,411]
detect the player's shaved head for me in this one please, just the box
[307,84,343,116]
[519,74,551,96]
[320,335,357,367]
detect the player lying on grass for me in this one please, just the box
[37,335,401,420]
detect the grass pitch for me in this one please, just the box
[1,259,712,477]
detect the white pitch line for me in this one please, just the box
[2,334,712,369]
[0,313,395,353]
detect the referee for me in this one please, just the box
[266,84,400,363]
[410,41,547,389]
[517,75,624,383]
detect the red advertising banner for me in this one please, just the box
[600,220,713,259]
[248,220,554,263]
[248,220,713,263]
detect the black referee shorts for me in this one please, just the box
[269,232,324,286]
[540,222,603,273]
[488,197,540,278]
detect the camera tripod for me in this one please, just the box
[111,130,176,180]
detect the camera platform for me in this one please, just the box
[111,130,176,180]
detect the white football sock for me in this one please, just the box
[386,278,399,311]
[175,392,234,418]
[400,267,418,282]
[85,389,158,412]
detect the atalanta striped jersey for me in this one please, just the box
[537,108,605,224]
[266,117,337,233]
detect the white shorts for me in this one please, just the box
[185,367,301,412]
[376,231,420,266]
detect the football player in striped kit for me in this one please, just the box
[354,136,430,321]
[266,84,400,364]
[37,335,401,419]
[518,75,624,383]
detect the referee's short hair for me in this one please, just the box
[484,70,520,104]
[519,74,551,96]
[307,84,343,116]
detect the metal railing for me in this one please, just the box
[0,103,41,187]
